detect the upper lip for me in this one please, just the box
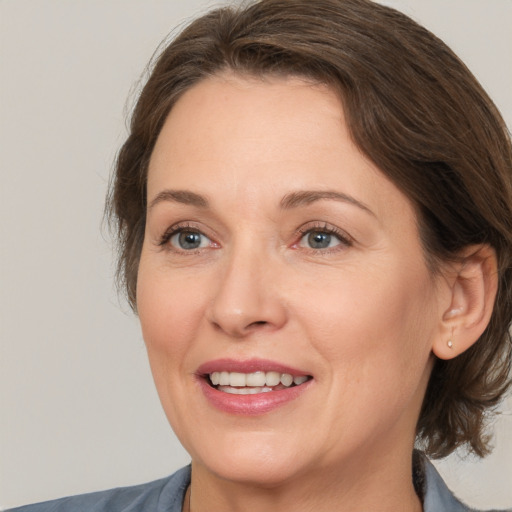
[196,358,310,377]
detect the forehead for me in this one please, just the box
[147,73,414,225]
[149,73,347,174]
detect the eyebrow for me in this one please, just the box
[280,190,375,216]
[148,188,374,216]
[148,189,209,210]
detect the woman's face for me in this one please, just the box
[137,74,448,485]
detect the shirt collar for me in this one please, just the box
[415,451,472,511]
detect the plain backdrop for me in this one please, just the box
[1,0,511,509]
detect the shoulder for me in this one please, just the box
[417,451,510,512]
[5,466,191,512]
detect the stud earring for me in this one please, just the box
[447,340,453,349]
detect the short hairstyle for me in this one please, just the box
[107,0,512,458]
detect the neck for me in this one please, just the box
[187,447,422,512]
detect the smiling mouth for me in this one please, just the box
[207,371,312,395]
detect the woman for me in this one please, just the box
[8,0,512,510]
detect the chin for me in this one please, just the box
[186,430,312,486]
[201,456,304,487]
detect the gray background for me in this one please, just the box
[1,0,511,509]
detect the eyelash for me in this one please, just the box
[158,222,212,253]
[157,221,353,254]
[295,222,353,252]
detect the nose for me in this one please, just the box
[206,245,288,338]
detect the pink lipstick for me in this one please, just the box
[196,358,313,415]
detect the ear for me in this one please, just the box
[432,245,498,360]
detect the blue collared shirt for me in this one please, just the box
[6,454,510,511]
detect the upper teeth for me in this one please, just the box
[209,371,308,388]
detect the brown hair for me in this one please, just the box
[107,0,512,458]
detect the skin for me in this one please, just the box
[137,73,459,512]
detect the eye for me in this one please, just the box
[299,230,340,249]
[168,229,212,251]
[295,223,352,252]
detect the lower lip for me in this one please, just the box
[198,378,313,415]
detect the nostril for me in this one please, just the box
[249,321,268,327]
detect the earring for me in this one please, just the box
[447,340,453,349]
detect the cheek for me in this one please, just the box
[136,260,210,430]
[294,260,437,378]
[305,267,436,430]
[136,260,210,385]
